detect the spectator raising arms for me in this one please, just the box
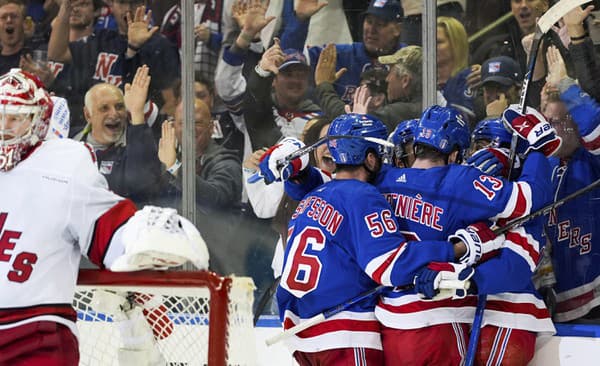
[48,0,180,128]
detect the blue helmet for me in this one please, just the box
[327,113,388,165]
[388,119,418,167]
[389,119,419,147]
[471,118,512,148]
[414,105,471,161]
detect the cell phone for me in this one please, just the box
[586,11,600,45]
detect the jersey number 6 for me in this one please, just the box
[281,227,325,298]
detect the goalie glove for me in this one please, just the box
[413,262,474,301]
[110,206,209,272]
[450,222,505,265]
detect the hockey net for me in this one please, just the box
[74,269,256,366]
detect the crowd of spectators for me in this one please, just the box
[4,0,600,325]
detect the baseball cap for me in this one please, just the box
[279,49,310,71]
[481,56,522,87]
[378,46,422,75]
[365,0,403,23]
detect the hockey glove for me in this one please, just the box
[502,104,562,157]
[468,147,509,177]
[450,222,505,266]
[413,262,474,301]
[258,137,309,184]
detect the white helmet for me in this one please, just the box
[0,69,53,171]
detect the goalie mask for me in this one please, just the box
[0,69,53,171]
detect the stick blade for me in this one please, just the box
[538,0,592,34]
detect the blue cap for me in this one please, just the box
[279,49,309,71]
[481,56,522,87]
[365,0,403,22]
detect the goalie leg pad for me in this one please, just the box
[118,307,166,366]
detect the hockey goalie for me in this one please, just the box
[0,69,209,365]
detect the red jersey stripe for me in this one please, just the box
[0,304,76,325]
[87,199,137,267]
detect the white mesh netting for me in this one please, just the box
[74,271,256,366]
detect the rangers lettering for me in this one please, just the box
[556,219,593,255]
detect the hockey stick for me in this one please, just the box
[253,276,281,326]
[266,173,600,347]
[506,0,591,178]
[464,294,487,366]
[265,278,468,346]
[247,135,394,183]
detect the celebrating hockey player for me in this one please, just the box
[272,113,505,365]
[262,105,558,364]
[0,69,208,365]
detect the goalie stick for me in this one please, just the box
[506,0,592,178]
[247,135,394,183]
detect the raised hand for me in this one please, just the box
[19,54,55,88]
[344,85,371,114]
[315,43,346,86]
[258,38,285,75]
[466,64,482,90]
[545,45,568,87]
[294,0,328,21]
[124,65,151,125]
[563,4,594,39]
[127,5,159,49]
[194,23,210,43]
[233,0,276,38]
[158,120,177,169]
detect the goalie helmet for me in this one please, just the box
[0,69,53,171]
[327,113,388,165]
[414,105,470,163]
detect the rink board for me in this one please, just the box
[255,316,600,366]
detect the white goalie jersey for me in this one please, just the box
[0,139,136,335]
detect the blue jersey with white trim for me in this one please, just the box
[277,178,454,352]
[545,83,600,322]
[375,155,551,241]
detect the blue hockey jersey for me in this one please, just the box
[286,152,554,329]
[545,82,600,322]
[277,179,455,353]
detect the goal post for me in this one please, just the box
[75,269,256,366]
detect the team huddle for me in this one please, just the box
[257,105,563,365]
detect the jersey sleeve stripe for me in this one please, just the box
[366,243,407,286]
[492,181,532,221]
[87,199,137,268]
[504,229,540,271]
[581,130,600,155]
